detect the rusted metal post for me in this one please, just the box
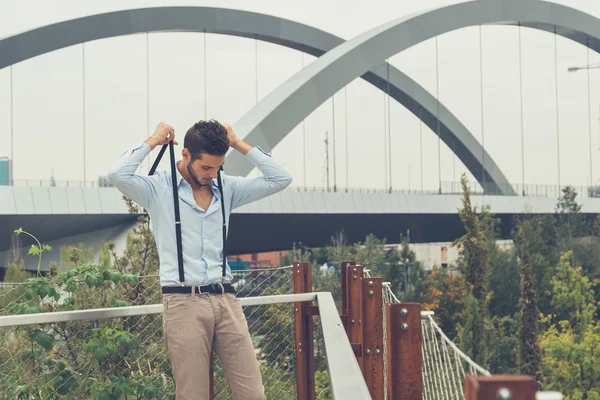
[340,261,355,332]
[362,277,384,399]
[294,261,315,400]
[346,264,364,369]
[386,303,423,400]
[465,375,537,400]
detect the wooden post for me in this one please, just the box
[294,261,315,400]
[340,261,355,332]
[362,277,384,400]
[386,303,423,400]
[346,264,364,369]
[465,375,537,400]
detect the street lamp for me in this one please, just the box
[568,63,600,72]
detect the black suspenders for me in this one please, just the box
[148,141,227,284]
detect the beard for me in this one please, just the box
[187,162,209,187]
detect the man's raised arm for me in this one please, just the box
[224,124,293,209]
[107,122,177,210]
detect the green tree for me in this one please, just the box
[327,230,353,265]
[453,174,490,309]
[353,233,387,270]
[281,242,312,265]
[541,322,600,399]
[548,251,597,334]
[453,173,491,365]
[485,315,519,374]
[422,268,465,339]
[488,246,521,318]
[514,216,544,388]
[382,235,425,303]
[457,293,486,366]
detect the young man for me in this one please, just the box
[108,120,292,399]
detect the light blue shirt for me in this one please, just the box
[107,143,292,286]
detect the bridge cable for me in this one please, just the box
[204,30,208,119]
[255,38,259,105]
[10,66,14,183]
[420,107,424,192]
[553,26,562,189]
[479,25,486,194]
[383,61,388,190]
[345,86,349,191]
[332,91,337,191]
[387,60,392,191]
[586,38,593,186]
[82,43,87,182]
[302,52,307,189]
[435,37,442,194]
[518,23,526,195]
[255,38,262,174]
[146,33,151,171]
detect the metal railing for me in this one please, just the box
[3,178,600,200]
[0,265,371,399]
[0,292,367,399]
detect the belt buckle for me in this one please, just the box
[216,282,224,295]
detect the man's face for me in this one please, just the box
[186,152,225,187]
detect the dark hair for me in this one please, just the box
[184,120,229,158]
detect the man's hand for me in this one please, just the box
[223,124,238,147]
[222,123,252,155]
[146,122,178,149]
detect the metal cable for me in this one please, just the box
[345,86,349,191]
[435,37,441,193]
[82,43,87,182]
[518,23,526,193]
[554,27,562,188]
[587,39,593,185]
[479,25,486,193]
[387,61,392,191]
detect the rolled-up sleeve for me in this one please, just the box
[228,147,292,209]
[107,143,161,210]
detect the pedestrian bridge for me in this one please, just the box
[2,183,600,262]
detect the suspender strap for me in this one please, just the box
[148,144,167,175]
[149,142,228,283]
[149,142,185,284]
[168,142,185,284]
[216,167,227,279]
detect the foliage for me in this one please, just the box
[485,315,518,374]
[381,234,425,303]
[548,251,597,335]
[541,321,600,399]
[457,293,487,366]
[353,233,388,270]
[453,174,490,310]
[422,268,465,339]
[513,216,544,388]
[488,245,520,318]
[13,227,52,276]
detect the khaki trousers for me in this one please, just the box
[162,292,265,399]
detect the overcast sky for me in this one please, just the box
[1,0,600,193]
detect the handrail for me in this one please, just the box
[0,293,317,327]
[0,291,371,398]
[316,292,372,400]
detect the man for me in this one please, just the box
[108,120,292,399]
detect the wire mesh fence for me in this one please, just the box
[0,265,332,399]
